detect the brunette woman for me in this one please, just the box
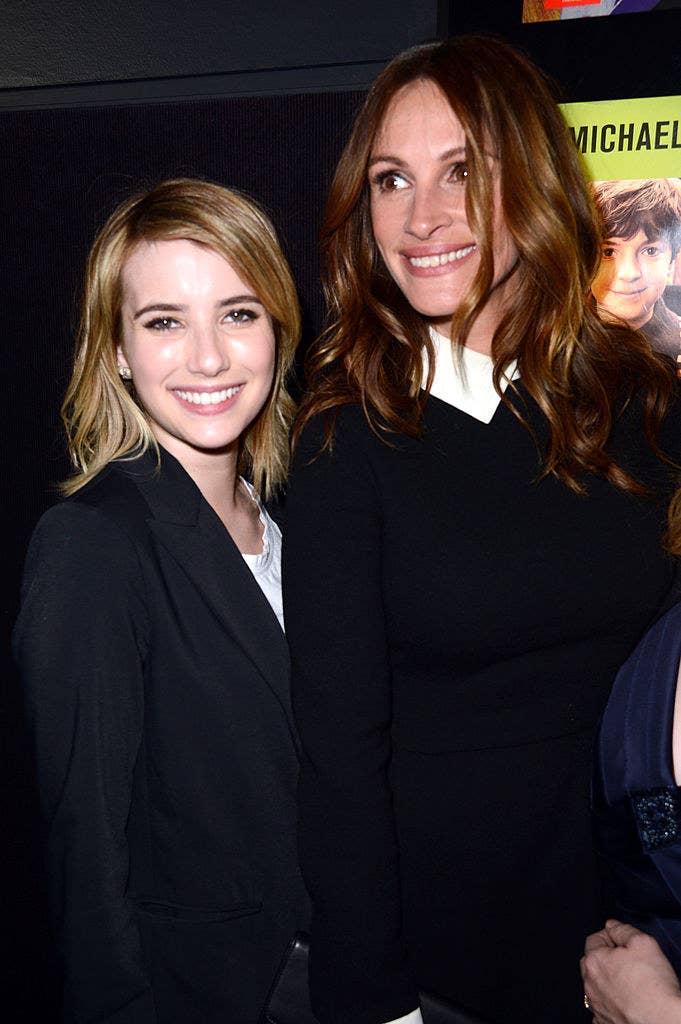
[282,37,680,1024]
[13,179,309,1023]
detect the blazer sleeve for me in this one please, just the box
[282,414,419,1024]
[13,503,157,1023]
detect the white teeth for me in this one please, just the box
[173,386,242,405]
[408,244,476,268]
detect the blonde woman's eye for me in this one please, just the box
[225,308,259,324]
[371,170,408,193]
[144,316,182,331]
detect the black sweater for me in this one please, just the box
[282,389,680,1024]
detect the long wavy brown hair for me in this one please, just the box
[295,36,674,495]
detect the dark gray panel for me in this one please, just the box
[1,0,440,89]
[0,60,382,110]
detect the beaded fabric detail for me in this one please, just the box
[631,786,681,852]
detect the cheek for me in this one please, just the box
[370,200,396,256]
[591,264,611,298]
[122,328,178,376]
[491,212,518,273]
[238,332,277,380]
[644,261,673,294]
[134,347,176,383]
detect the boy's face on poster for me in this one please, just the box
[591,229,674,329]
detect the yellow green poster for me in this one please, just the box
[560,96,681,357]
[560,95,681,180]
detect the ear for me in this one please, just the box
[116,344,130,371]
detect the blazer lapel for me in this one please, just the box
[126,449,294,732]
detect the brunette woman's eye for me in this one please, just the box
[601,247,616,260]
[371,170,409,193]
[449,162,469,184]
[641,245,666,258]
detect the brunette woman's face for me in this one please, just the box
[368,79,518,351]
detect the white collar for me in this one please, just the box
[423,327,519,424]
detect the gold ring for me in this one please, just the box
[584,994,591,1010]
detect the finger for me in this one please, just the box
[585,929,614,951]
[605,919,641,946]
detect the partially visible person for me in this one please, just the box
[591,178,681,356]
[581,471,681,1024]
[582,920,681,1023]
[13,178,309,1023]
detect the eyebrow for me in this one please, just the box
[368,146,466,169]
[132,294,262,320]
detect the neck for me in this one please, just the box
[157,437,241,515]
[431,273,514,357]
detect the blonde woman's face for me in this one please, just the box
[117,238,275,469]
[367,79,518,352]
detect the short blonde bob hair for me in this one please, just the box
[62,178,300,498]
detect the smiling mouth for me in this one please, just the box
[407,244,476,269]
[172,385,243,406]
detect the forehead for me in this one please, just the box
[372,79,466,155]
[120,238,247,299]
[605,228,672,248]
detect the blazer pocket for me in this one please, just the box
[133,898,263,924]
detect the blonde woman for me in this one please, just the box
[14,179,308,1023]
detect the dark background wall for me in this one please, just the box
[2,2,680,1018]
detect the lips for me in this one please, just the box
[170,384,245,414]
[172,385,243,405]
[406,243,477,269]
[401,243,478,277]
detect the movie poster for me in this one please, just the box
[523,1,681,24]
[561,96,681,356]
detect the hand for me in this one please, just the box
[581,920,681,1024]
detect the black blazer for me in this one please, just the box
[14,449,309,1024]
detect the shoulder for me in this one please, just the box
[16,483,152,664]
[606,379,681,497]
[71,458,155,521]
[295,403,371,455]
[293,401,418,472]
[22,463,153,594]
[287,404,391,520]
[656,377,681,456]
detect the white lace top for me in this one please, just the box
[240,480,284,633]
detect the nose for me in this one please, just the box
[614,252,642,283]
[404,182,453,240]
[185,324,230,376]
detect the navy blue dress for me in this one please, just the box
[593,601,681,974]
